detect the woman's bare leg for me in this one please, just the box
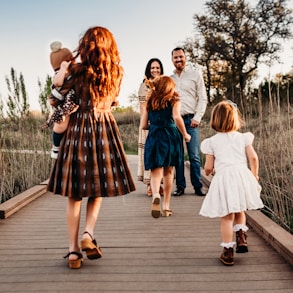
[66,197,82,260]
[82,197,103,239]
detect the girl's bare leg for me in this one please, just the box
[162,166,173,211]
[221,213,235,244]
[234,211,246,227]
[150,168,164,195]
[150,168,163,218]
[53,116,70,134]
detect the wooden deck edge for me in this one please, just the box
[0,183,48,219]
[200,169,293,266]
[245,210,293,266]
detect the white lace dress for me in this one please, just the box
[199,131,264,218]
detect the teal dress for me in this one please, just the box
[144,103,183,170]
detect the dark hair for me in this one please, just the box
[171,47,185,56]
[144,58,164,80]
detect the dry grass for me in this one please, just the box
[0,116,52,203]
[253,107,293,232]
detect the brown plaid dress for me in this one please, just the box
[47,96,136,199]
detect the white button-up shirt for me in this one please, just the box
[171,66,207,123]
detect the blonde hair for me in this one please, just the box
[146,76,179,112]
[210,100,244,132]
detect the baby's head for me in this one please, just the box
[50,41,73,72]
[210,100,244,132]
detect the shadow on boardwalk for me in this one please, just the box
[0,155,293,292]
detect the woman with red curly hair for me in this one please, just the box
[47,26,136,269]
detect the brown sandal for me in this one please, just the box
[159,186,164,196]
[64,251,83,269]
[80,231,102,260]
[161,209,173,217]
[147,185,152,197]
[151,194,161,218]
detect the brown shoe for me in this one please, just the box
[81,231,102,260]
[236,229,248,253]
[64,251,83,269]
[151,193,161,218]
[161,209,173,217]
[220,247,234,266]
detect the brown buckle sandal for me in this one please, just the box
[80,231,102,260]
[64,251,83,269]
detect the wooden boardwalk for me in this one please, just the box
[0,155,293,292]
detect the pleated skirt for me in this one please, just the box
[47,110,136,199]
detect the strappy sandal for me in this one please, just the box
[147,185,152,197]
[63,251,83,269]
[80,231,102,260]
[151,193,161,218]
[161,209,173,217]
[159,186,164,196]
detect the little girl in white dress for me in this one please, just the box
[199,100,264,266]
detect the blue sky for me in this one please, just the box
[0,0,292,111]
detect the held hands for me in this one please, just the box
[184,133,191,142]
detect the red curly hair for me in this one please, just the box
[64,26,123,105]
[146,76,179,112]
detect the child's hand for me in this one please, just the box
[60,61,70,71]
[59,61,70,71]
[184,134,191,142]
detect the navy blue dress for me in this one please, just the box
[144,103,183,170]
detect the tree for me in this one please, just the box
[184,0,293,111]
[5,67,30,119]
[128,92,139,112]
[38,75,52,117]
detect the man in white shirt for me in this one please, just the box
[170,47,207,196]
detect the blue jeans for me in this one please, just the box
[175,115,202,190]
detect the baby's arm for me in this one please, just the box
[54,61,70,87]
[204,154,214,176]
[53,116,70,133]
[172,101,191,142]
[246,145,259,181]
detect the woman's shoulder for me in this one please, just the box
[138,82,148,97]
